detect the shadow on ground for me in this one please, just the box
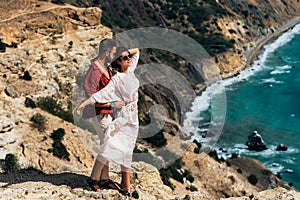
[0,167,89,189]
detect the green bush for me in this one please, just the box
[159,169,175,190]
[208,149,221,162]
[144,130,167,147]
[25,97,36,108]
[36,97,73,123]
[0,40,6,52]
[189,185,198,192]
[4,154,19,172]
[48,128,70,161]
[192,139,202,149]
[183,169,195,183]
[30,113,46,132]
[194,147,200,154]
[248,174,258,185]
[159,158,185,189]
[51,0,64,4]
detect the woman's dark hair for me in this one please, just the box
[111,46,128,72]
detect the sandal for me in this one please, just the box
[99,179,122,190]
[86,178,102,192]
[117,184,139,198]
[119,188,131,197]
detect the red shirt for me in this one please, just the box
[84,60,113,114]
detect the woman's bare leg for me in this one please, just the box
[91,155,108,180]
[121,165,131,191]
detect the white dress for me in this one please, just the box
[90,52,140,168]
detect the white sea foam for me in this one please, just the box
[183,23,300,142]
[265,162,284,174]
[261,23,300,58]
[183,81,226,136]
[215,144,299,174]
[216,144,299,160]
[282,158,296,164]
[270,65,292,75]
[221,23,300,86]
[261,78,283,84]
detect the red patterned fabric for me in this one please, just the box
[84,60,113,114]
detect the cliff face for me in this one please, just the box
[0,0,111,173]
[1,0,300,199]
[214,0,300,77]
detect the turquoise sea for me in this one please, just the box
[184,23,300,189]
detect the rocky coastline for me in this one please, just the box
[220,16,300,80]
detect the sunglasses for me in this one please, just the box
[119,54,133,61]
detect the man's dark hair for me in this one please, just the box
[98,38,116,56]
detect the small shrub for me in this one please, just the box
[48,128,70,161]
[248,174,258,185]
[4,154,19,172]
[194,147,200,154]
[0,40,6,52]
[19,71,32,81]
[189,185,198,192]
[36,96,73,123]
[183,170,194,183]
[192,139,202,149]
[25,97,36,108]
[51,0,64,4]
[208,150,220,162]
[159,158,185,189]
[228,29,237,34]
[171,168,184,183]
[228,175,236,183]
[30,113,46,132]
[144,130,167,147]
[68,41,73,48]
[225,161,231,167]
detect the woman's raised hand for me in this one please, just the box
[72,98,92,115]
[72,103,84,115]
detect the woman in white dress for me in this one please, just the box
[73,47,140,194]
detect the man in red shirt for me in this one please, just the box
[84,38,124,191]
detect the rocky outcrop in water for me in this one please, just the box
[246,131,267,151]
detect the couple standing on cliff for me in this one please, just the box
[73,38,140,197]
